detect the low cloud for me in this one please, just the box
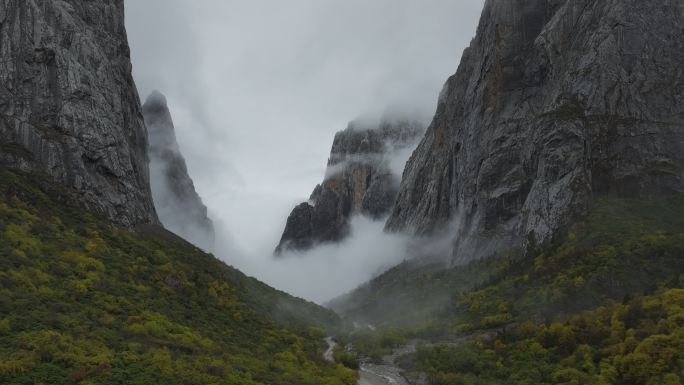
[125,0,485,304]
[213,212,463,304]
[214,216,404,304]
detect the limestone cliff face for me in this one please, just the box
[276,118,424,254]
[387,0,684,263]
[0,0,157,226]
[143,91,215,251]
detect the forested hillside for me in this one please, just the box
[0,170,355,385]
[338,194,684,384]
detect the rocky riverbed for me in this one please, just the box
[325,337,419,385]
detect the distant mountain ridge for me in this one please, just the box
[143,91,215,251]
[275,117,424,254]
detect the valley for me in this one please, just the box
[0,0,682,384]
[326,336,412,385]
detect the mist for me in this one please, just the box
[148,154,216,252]
[125,1,485,304]
[143,91,216,253]
[222,216,408,303]
[214,210,463,304]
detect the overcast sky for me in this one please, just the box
[125,1,485,302]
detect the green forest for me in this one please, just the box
[0,170,356,385]
[2,170,682,385]
[415,289,684,385]
[339,194,684,384]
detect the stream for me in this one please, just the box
[324,337,338,362]
[357,363,410,385]
[325,338,415,385]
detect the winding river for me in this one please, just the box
[325,338,414,385]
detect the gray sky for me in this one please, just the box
[125,1,485,302]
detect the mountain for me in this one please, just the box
[0,0,157,227]
[275,117,424,254]
[386,0,684,264]
[142,91,215,251]
[0,2,355,384]
[331,1,684,383]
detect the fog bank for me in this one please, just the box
[126,0,485,303]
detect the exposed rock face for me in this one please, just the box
[143,91,215,251]
[276,118,424,254]
[0,0,157,226]
[387,0,684,263]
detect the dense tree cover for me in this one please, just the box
[0,170,356,385]
[345,328,408,363]
[338,195,684,332]
[445,194,684,332]
[347,194,684,384]
[332,347,359,370]
[416,289,684,385]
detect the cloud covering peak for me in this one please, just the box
[126,0,485,302]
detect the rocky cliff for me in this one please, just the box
[276,118,424,254]
[143,91,215,251]
[0,0,156,226]
[386,0,684,263]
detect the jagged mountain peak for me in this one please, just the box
[145,89,169,107]
[142,91,215,251]
[276,116,425,255]
[143,91,180,152]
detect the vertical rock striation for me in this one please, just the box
[387,0,684,263]
[276,117,424,254]
[0,0,157,226]
[143,91,215,251]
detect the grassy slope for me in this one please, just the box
[0,170,356,385]
[337,195,684,384]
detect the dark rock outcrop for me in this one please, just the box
[0,0,157,226]
[143,91,215,251]
[386,0,684,263]
[276,118,424,254]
